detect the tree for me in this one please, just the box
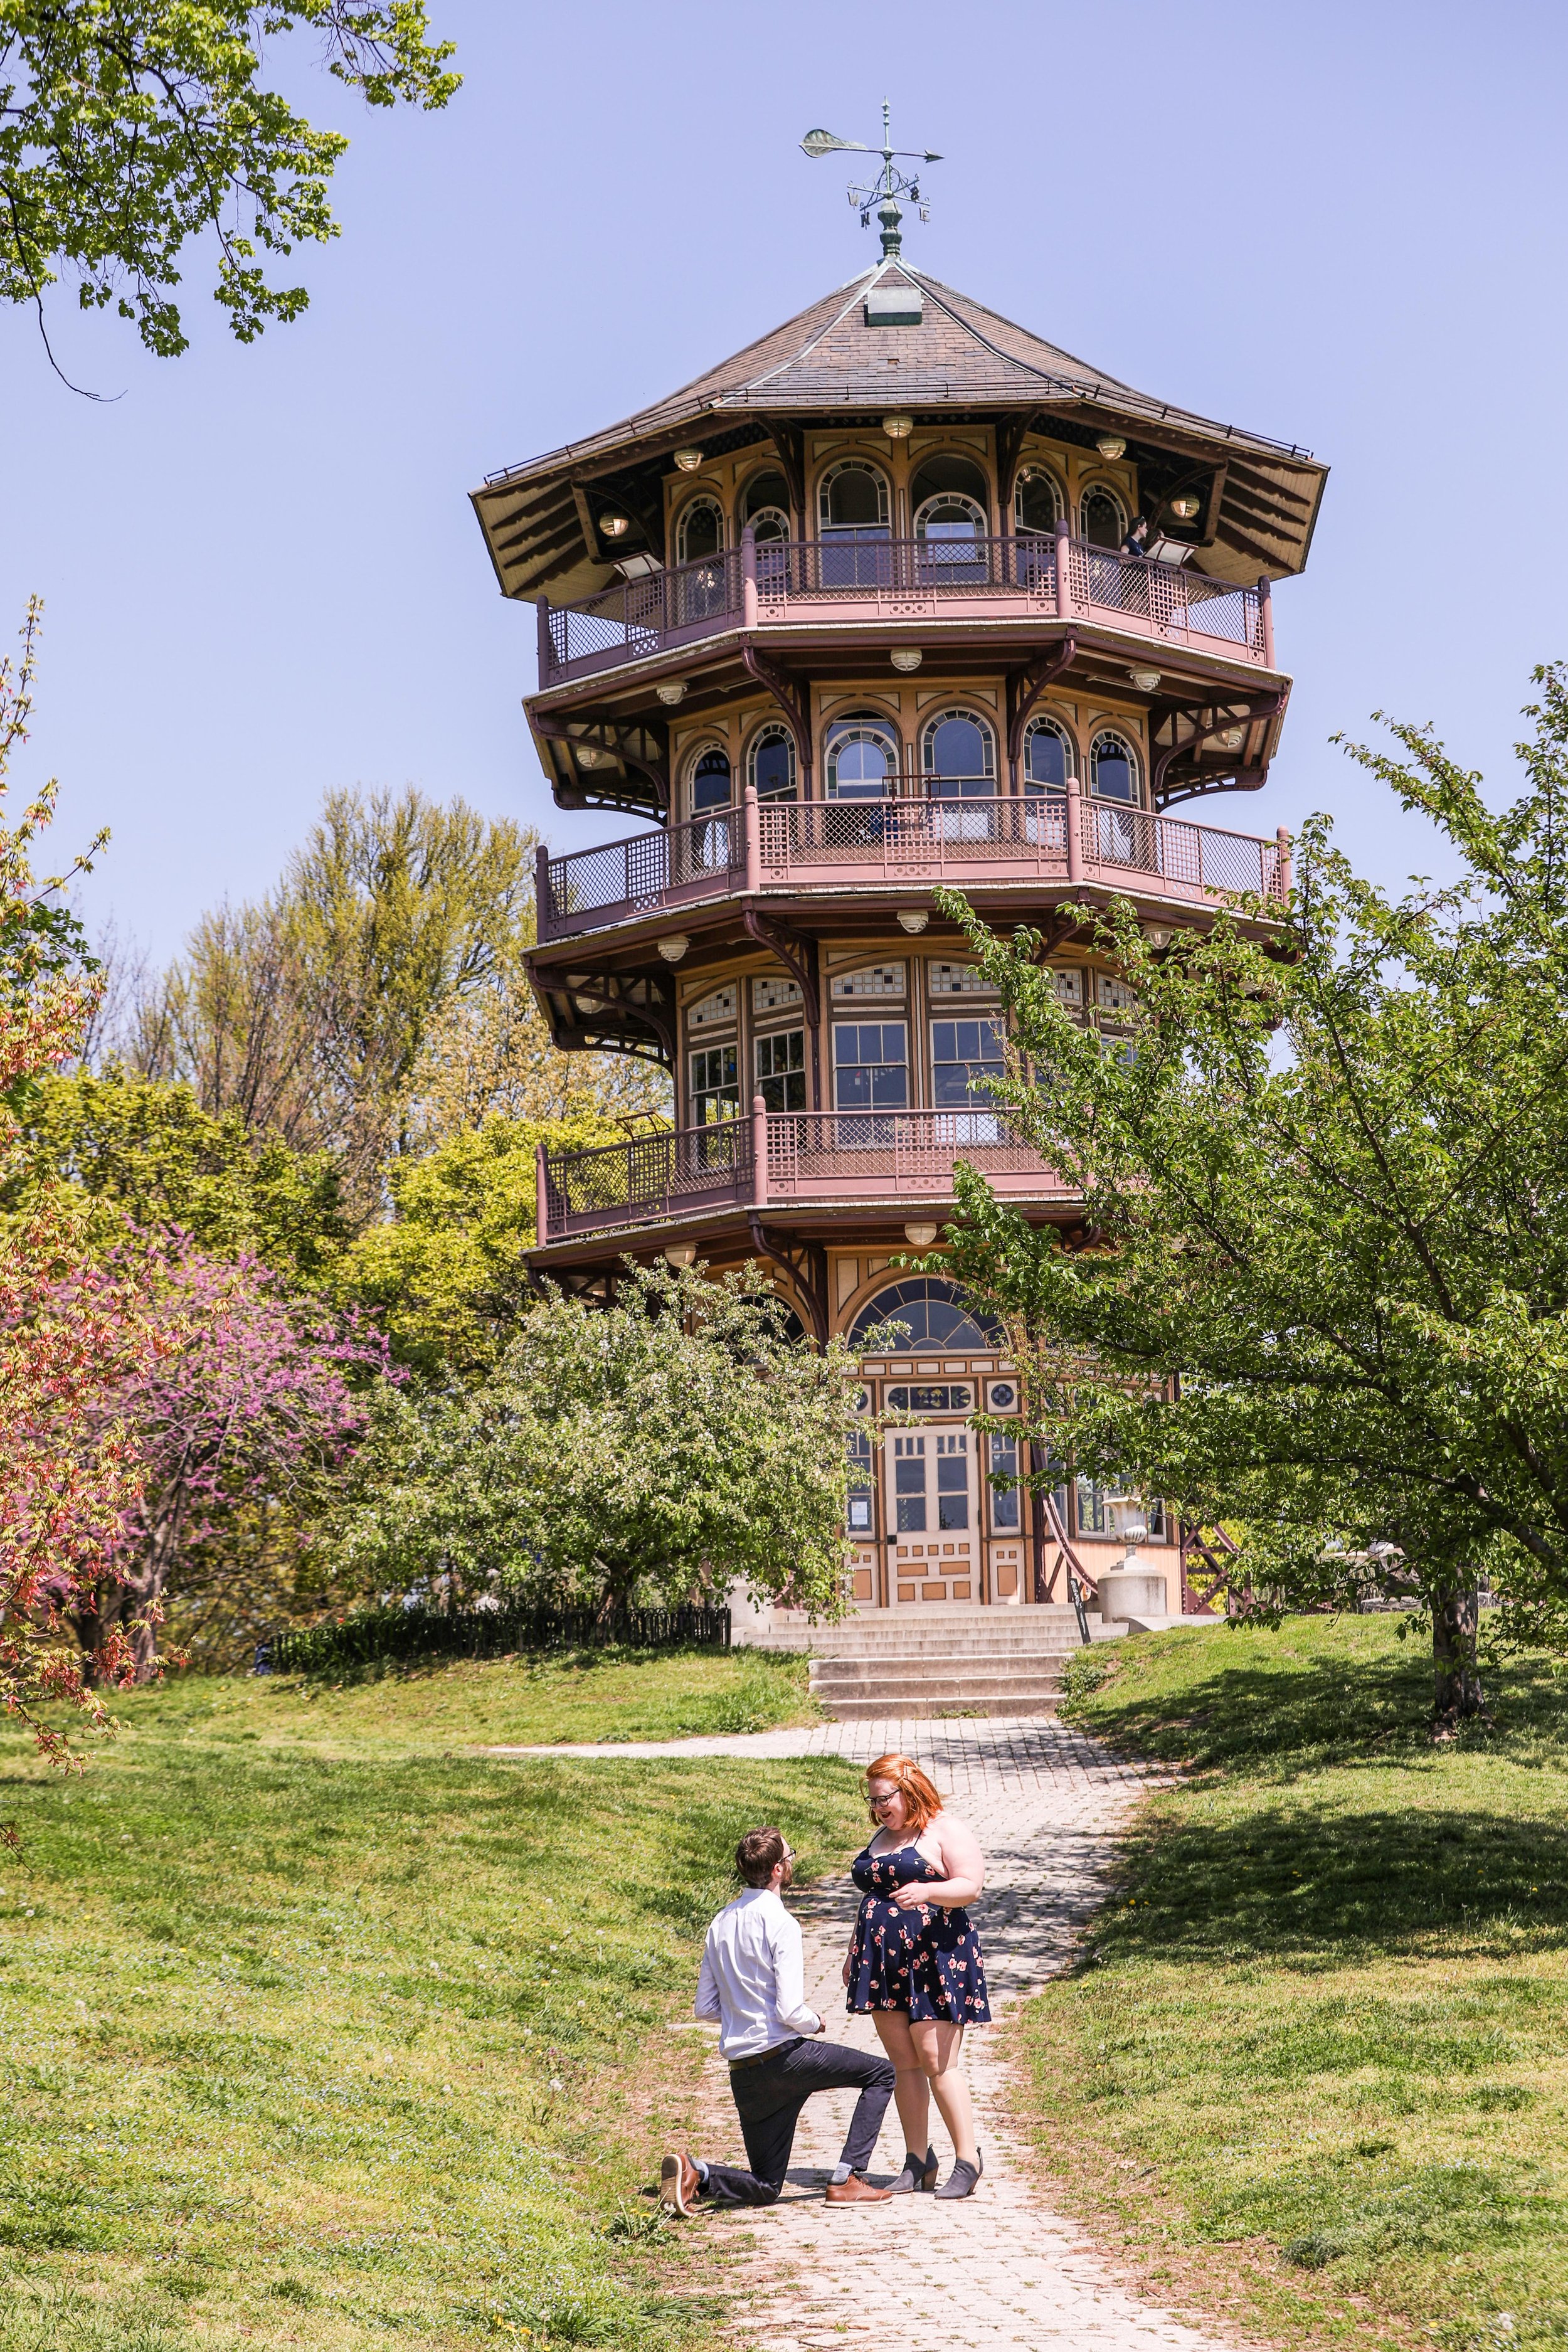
[0,1,458,365]
[329,1262,867,1619]
[65,1237,391,1679]
[933,666,1568,1732]
[333,1110,641,1377]
[0,601,166,1754]
[1,1066,351,1279]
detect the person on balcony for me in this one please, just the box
[1121,515,1152,559]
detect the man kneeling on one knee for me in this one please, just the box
[660,1826,895,2211]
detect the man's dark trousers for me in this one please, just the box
[699,2037,896,2207]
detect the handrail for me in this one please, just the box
[536,792,1288,940]
[537,534,1270,685]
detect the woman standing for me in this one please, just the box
[842,1752,989,2198]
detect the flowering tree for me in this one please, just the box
[65,1239,393,1680]
[0,601,166,1754]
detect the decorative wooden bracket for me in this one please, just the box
[1004,633,1079,775]
[746,1214,829,1346]
[768,424,807,534]
[994,409,1042,516]
[742,646,813,793]
[532,712,671,817]
[742,909,822,1108]
[1151,689,1286,802]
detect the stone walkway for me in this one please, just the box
[499,1720,1254,2352]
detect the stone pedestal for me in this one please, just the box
[1096,1565,1170,1622]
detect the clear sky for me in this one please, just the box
[5,0,1565,965]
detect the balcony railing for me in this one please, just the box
[537,790,1290,943]
[536,532,1273,687]
[538,1106,1071,1245]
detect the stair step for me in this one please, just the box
[820,1693,1061,1720]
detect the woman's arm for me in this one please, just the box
[886,1814,985,1910]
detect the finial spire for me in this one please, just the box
[800,103,942,256]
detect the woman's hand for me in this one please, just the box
[886,1883,936,1913]
[842,1952,853,1986]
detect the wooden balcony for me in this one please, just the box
[536,531,1274,690]
[536,789,1290,945]
[537,1106,1075,1246]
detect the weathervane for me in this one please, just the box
[801,100,941,257]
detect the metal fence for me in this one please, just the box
[765,1108,1052,1187]
[541,548,744,682]
[543,1120,753,1236]
[541,808,745,937]
[260,1601,733,1676]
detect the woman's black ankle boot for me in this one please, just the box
[887,2146,939,2193]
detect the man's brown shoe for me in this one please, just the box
[659,2151,702,2217]
[824,2172,891,2204]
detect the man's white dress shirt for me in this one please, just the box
[694,1887,824,2060]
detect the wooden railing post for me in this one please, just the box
[1066,765,1084,883]
[536,596,553,686]
[741,524,758,630]
[1054,514,1074,622]
[751,1094,769,1208]
[1276,825,1292,899]
[535,1140,549,1244]
[534,839,553,938]
[1258,574,1275,669]
[743,781,761,894]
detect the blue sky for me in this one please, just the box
[5,0,1565,964]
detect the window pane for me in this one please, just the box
[926,715,989,780]
[1093,739,1136,804]
[1024,726,1068,792]
[989,1434,1021,1530]
[823,466,887,527]
[936,1438,968,1530]
[834,1022,908,1111]
[756,1027,806,1113]
[1083,489,1124,548]
[692,750,731,810]
[752,733,795,800]
[931,1017,1004,1107]
[691,1042,738,1125]
[1015,470,1058,534]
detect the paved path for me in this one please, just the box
[499,1720,1254,2352]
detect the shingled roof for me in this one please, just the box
[474,258,1326,601]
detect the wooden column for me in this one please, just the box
[742,524,759,630]
[534,1140,549,1246]
[1259,574,1275,669]
[744,781,761,895]
[1054,514,1074,622]
[1066,765,1084,884]
[1276,825,1293,899]
[751,1094,769,1209]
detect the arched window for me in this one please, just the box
[848,1277,1003,1352]
[911,454,990,585]
[1090,730,1139,805]
[921,708,995,803]
[818,460,891,588]
[1014,465,1062,535]
[748,724,797,803]
[740,469,791,544]
[826,711,900,801]
[910,452,990,519]
[691,747,732,812]
[1080,484,1127,549]
[676,496,724,563]
[1022,716,1074,795]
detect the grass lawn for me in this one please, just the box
[0,1647,860,2352]
[1024,1615,1568,2352]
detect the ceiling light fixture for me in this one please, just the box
[904,1222,939,1248]
[1129,669,1162,693]
[882,413,914,440]
[891,648,923,672]
[665,1242,697,1268]
[656,681,687,706]
[1169,493,1200,521]
[598,513,630,539]
[897,909,928,935]
[673,448,704,472]
[1095,435,1127,461]
[658,935,689,963]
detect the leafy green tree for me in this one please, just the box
[1,1066,350,1277]
[333,1111,630,1375]
[329,1262,867,1619]
[933,667,1568,1732]
[0,1,458,362]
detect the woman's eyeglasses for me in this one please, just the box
[869,1792,899,1811]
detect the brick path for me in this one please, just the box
[502,1720,1253,2352]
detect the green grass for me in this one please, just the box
[0,1650,862,2351]
[1022,1616,1568,2351]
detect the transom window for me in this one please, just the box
[928,961,994,996]
[931,1017,1005,1108]
[831,963,906,999]
[676,497,724,563]
[825,712,900,800]
[818,459,890,534]
[748,724,797,802]
[690,1043,738,1126]
[833,1020,908,1112]
[921,709,995,798]
[753,975,802,1013]
[755,1027,805,1112]
[1014,465,1062,535]
[1090,730,1140,805]
[1081,484,1128,548]
[1022,716,1074,794]
[691,747,732,812]
[848,1276,1002,1350]
[688,985,737,1028]
[910,452,989,521]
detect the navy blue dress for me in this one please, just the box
[846,1840,991,2025]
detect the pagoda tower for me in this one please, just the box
[471,226,1325,1624]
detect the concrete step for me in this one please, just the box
[809,1640,1087,1668]
[822,1691,1062,1720]
[812,1654,1068,1687]
[813,1671,1066,1703]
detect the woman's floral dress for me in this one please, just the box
[845,1838,990,2023]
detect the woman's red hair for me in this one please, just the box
[864,1752,943,1834]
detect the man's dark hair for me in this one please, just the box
[735,1826,787,1888]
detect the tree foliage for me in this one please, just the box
[329,1262,867,1619]
[934,666,1568,1728]
[0,0,458,360]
